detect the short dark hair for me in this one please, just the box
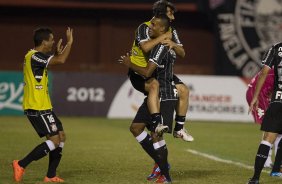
[155,13,170,32]
[33,27,53,47]
[152,0,176,16]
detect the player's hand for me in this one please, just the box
[66,27,73,45]
[248,97,258,114]
[118,52,131,67]
[161,39,176,50]
[55,39,64,55]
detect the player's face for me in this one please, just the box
[166,7,175,22]
[149,17,164,38]
[44,34,55,52]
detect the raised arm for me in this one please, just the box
[49,27,73,65]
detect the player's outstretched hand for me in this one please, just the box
[118,52,131,67]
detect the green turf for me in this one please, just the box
[0,117,280,184]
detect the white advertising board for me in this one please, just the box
[108,75,253,122]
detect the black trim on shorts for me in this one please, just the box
[132,98,177,133]
[173,75,184,85]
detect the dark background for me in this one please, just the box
[0,0,215,75]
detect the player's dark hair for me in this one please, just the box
[33,27,53,47]
[152,0,176,16]
[155,13,170,32]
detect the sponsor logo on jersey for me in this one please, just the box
[35,75,42,79]
[153,45,164,61]
[275,91,282,99]
[35,85,43,90]
[32,54,47,64]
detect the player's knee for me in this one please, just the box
[150,79,159,90]
[146,78,159,92]
[177,84,189,99]
[51,139,60,148]
[59,131,66,142]
[129,124,143,137]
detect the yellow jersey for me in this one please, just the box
[22,49,52,110]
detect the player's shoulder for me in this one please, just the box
[31,51,50,64]
[272,42,282,50]
[137,21,150,29]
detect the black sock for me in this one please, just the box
[139,134,158,162]
[155,145,171,181]
[47,147,63,178]
[19,142,51,168]
[174,115,185,131]
[252,142,271,180]
[272,139,282,173]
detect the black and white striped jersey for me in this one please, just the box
[262,42,282,103]
[149,44,178,101]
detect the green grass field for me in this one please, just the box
[0,116,281,184]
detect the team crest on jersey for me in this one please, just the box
[217,0,282,77]
[50,123,58,132]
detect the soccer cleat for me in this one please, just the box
[147,163,171,181]
[155,175,172,183]
[270,172,282,178]
[264,162,272,168]
[44,176,65,182]
[247,178,259,184]
[147,163,161,181]
[12,160,25,182]
[155,124,169,136]
[173,128,194,142]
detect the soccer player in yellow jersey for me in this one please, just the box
[12,27,73,183]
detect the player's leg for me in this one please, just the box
[173,75,194,141]
[45,112,65,182]
[13,110,58,182]
[248,133,276,183]
[148,100,175,182]
[130,101,158,165]
[129,72,167,134]
[271,136,282,177]
[248,104,280,183]
[269,104,282,177]
[145,78,168,135]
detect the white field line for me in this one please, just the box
[186,149,269,174]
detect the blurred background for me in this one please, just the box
[0,0,282,121]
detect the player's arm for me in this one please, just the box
[140,31,172,53]
[118,53,157,78]
[162,28,185,58]
[161,39,185,58]
[49,27,73,65]
[248,45,275,114]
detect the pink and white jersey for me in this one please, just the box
[246,68,274,124]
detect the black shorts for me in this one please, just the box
[128,69,147,95]
[173,75,184,85]
[24,109,63,138]
[132,98,177,133]
[261,103,282,134]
